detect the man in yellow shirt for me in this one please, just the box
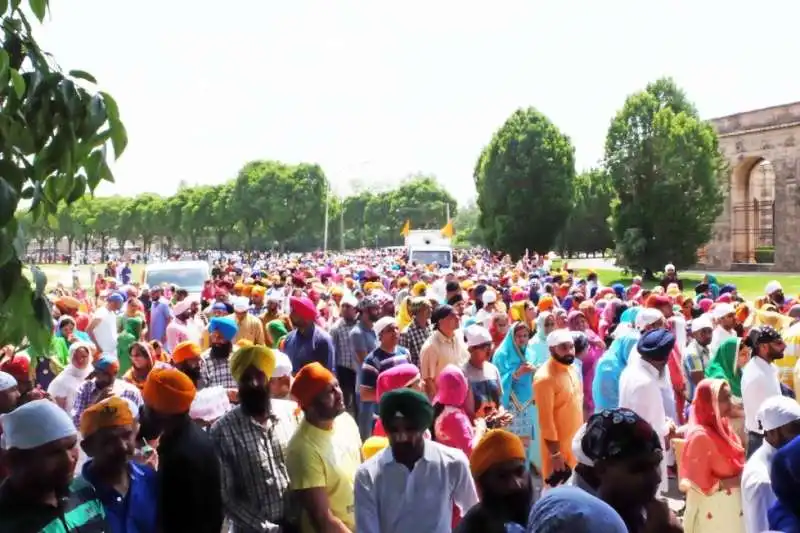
[231,297,266,345]
[286,362,361,533]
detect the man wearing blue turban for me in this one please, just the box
[204,317,239,390]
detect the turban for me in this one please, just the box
[92,355,120,377]
[143,368,196,415]
[232,297,250,313]
[637,328,675,361]
[362,436,389,460]
[581,408,661,463]
[272,351,293,378]
[209,316,238,341]
[470,429,526,478]
[242,285,253,297]
[0,354,30,380]
[646,294,671,308]
[233,282,244,292]
[57,296,81,311]
[172,299,193,316]
[252,286,266,297]
[0,371,17,392]
[635,308,664,330]
[80,396,135,438]
[190,386,232,422]
[528,486,628,533]
[411,282,427,296]
[376,363,421,401]
[289,296,318,322]
[172,341,201,364]
[1,399,77,451]
[546,328,573,348]
[378,388,434,432]
[537,295,554,312]
[230,345,276,382]
[291,362,335,409]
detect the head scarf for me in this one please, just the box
[592,328,640,411]
[230,345,276,382]
[0,399,77,450]
[291,362,335,409]
[64,342,94,380]
[527,486,627,533]
[267,319,289,349]
[567,310,586,332]
[143,367,197,415]
[378,388,434,432]
[209,316,238,342]
[470,429,526,479]
[579,300,599,333]
[582,408,661,463]
[433,364,468,407]
[0,354,30,382]
[493,322,535,409]
[80,396,135,438]
[376,363,421,402]
[682,378,745,494]
[705,336,743,397]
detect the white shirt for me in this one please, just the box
[91,306,118,356]
[710,326,736,356]
[354,440,478,533]
[619,357,671,493]
[741,357,782,433]
[741,442,777,533]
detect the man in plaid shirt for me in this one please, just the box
[399,297,433,367]
[330,295,360,414]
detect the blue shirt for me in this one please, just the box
[283,325,335,373]
[149,298,172,343]
[80,460,158,533]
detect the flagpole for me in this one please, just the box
[446,202,450,223]
[323,182,329,252]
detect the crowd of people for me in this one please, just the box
[2,251,800,532]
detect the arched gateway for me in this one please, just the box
[700,102,800,271]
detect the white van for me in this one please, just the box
[143,261,210,297]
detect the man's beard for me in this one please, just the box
[553,353,575,365]
[480,485,533,526]
[210,342,233,360]
[181,366,202,386]
[239,386,270,417]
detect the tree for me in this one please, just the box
[474,108,576,258]
[0,0,127,351]
[452,200,483,246]
[604,78,724,274]
[556,169,615,256]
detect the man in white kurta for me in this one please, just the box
[619,327,676,494]
[741,325,785,457]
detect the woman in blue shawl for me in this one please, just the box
[493,321,539,471]
[592,309,641,412]
[529,312,554,367]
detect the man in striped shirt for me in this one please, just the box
[0,399,108,532]
[359,317,412,406]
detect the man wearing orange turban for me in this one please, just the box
[172,341,204,388]
[286,362,361,532]
[460,429,533,530]
[142,368,222,533]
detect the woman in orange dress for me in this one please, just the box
[679,378,746,533]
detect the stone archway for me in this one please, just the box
[700,102,800,271]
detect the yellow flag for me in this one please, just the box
[441,219,454,238]
[400,219,411,237]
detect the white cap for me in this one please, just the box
[189,386,232,423]
[547,328,574,348]
[665,264,676,272]
[1,399,77,450]
[272,351,293,378]
[482,290,497,305]
[341,294,359,308]
[572,423,594,467]
[712,303,735,319]
[464,325,493,348]
[373,316,397,337]
[232,296,250,313]
[757,395,800,432]
[691,315,713,333]
[766,280,783,295]
[0,371,16,392]
[635,308,664,330]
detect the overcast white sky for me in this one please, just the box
[36,0,800,204]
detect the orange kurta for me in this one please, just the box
[533,357,584,479]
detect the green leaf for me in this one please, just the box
[82,94,107,137]
[109,118,127,159]
[0,50,9,84]
[0,178,19,226]
[0,0,9,16]
[85,149,103,190]
[0,228,14,268]
[9,68,25,98]
[100,91,119,120]
[66,175,86,203]
[10,0,20,10]
[68,69,97,84]
[28,0,46,21]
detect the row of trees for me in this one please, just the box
[20,167,459,258]
[474,78,724,272]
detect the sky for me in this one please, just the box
[35,0,800,205]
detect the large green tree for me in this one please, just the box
[556,169,615,256]
[604,78,724,273]
[0,0,126,351]
[474,108,576,257]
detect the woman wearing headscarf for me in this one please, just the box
[768,433,800,532]
[578,300,599,335]
[705,336,746,399]
[528,312,554,368]
[116,315,143,377]
[509,300,535,332]
[492,321,539,471]
[489,312,510,353]
[122,341,160,391]
[47,341,94,413]
[433,364,486,457]
[266,319,289,350]
[592,326,641,412]
[567,310,605,418]
[598,298,622,341]
[679,378,746,533]
[553,308,568,330]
